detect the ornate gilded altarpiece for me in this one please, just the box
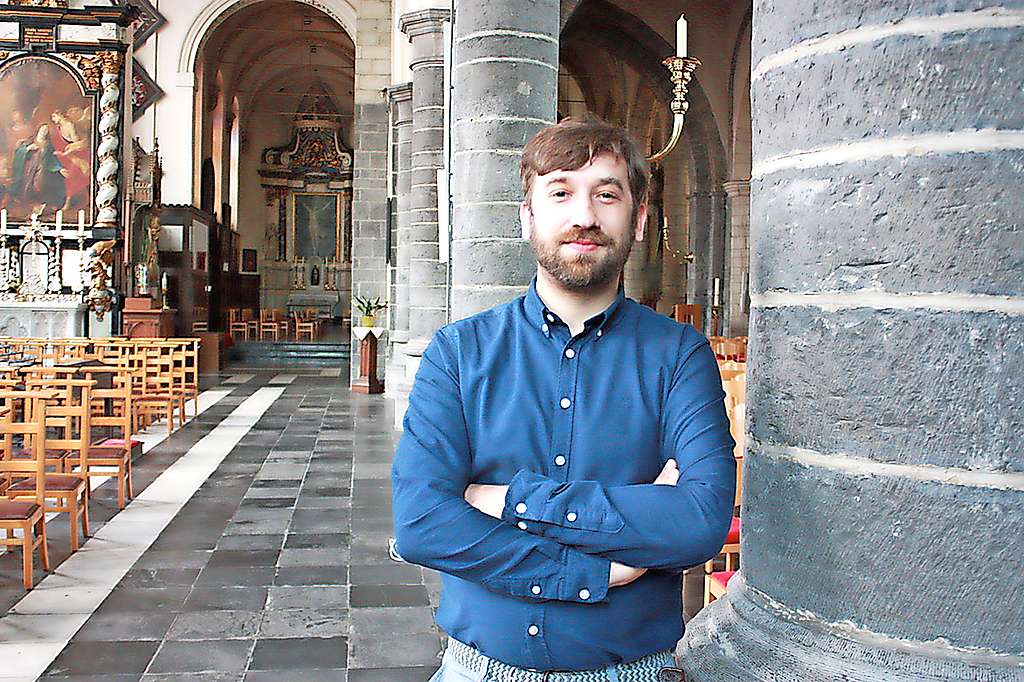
[258,87,353,316]
[0,1,133,333]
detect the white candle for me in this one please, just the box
[1,209,6,235]
[676,14,687,57]
[78,209,85,235]
[713,277,721,306]
[55,209,63,231]
[161,272,168,290]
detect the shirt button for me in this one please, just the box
[542,323,549,334]
[559,397,571,409]
[517,521,528,531]
[579,588,591,600]
[564,348,575,359]
[515,502,527,514]
[566,511,577,522]
[546,314,555,322]
[528,624,540,636]
[531,585,542,595]
[554,455,566,466]
[597,329,603,337]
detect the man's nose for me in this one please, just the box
[569,194,598,228]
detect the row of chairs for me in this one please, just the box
[2,337,200,435]
[0,376,132,588]
[228,307,325,343]
[709,336,747,362]
[705,358,746,605]
[0,337,201,589]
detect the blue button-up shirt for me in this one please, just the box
[392,278,736,671]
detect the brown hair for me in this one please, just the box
[520,114,650,209]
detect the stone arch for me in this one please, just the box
[177,0,358,76]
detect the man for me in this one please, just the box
[392,115,736,681]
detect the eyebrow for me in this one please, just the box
[542,175,626,191]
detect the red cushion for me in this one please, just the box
[0,500,40,520]
[710,570,736,589]
[726,517,741,545]
[95,438,142,448]
[9,474,85,492]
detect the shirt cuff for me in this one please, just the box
[504,549,610,604]
[502,469,624,534]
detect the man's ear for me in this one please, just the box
[520,201,532,240]
[634,202,648,242]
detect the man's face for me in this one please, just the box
[521,152,647,292]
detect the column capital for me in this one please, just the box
[387,81,413,125]
[722,179,750,198]
[400,8,451,40]
[387,81,413,103]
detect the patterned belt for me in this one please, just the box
[446,638,684,682]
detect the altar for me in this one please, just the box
[0,296,87,337]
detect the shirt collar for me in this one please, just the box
[524,275,626,338]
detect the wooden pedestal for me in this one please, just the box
[351,327,384,394]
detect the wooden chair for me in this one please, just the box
[295,314,317,342]
[259,309,283,342]
[79,372,134,509]
[134,346,178,435]
[229,308,251,341]
[673,303,702,328]
[179,339,200,419]
[0,393,50,589]
[6,381,92,553]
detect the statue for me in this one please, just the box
[86,239,116,319]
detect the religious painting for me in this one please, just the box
[292,193,340,261]
[241,248,258,274]
[0,56,95,225]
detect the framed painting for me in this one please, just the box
[0,56,95,225]
[241,248,258,274]
[291,193,340,261]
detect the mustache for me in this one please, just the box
[559,229,612,246]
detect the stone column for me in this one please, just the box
[348,0,392,384]
[400,8,450,378]
[682,2,1023,679]
[385,82,413,407]
[685,190,712,332]
[657,148,689,316]
[450,0,560,320]
[723,179,750,335]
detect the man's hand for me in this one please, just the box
[654,459,679,486]
[464,483,508,519]
[609,561,646,587]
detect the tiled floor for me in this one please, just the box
[0,371,442,681]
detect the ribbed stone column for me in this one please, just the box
[385,81,412,408]
[681,2,1024,679]
[401,8,450,365]
[723,179,750,335]
[450,0,560,320]
[686,190,712,332]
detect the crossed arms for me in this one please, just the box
[391,328,736,604]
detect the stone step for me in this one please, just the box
[226,341,351,368]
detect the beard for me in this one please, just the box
[528,219,635,292]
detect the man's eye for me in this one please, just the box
[598,192,619,201]
[551,190,569,198]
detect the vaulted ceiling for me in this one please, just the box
[199,0,355,126]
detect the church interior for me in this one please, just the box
[0,0,1018,680]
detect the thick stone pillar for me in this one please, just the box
[681,2,1024,680]
[450,0,560,320]
[723,179,750,336]
[400,8,450,375]
[685,190,712,332]
[385,82,413,408]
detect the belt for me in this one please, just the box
[446,638,685,682]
